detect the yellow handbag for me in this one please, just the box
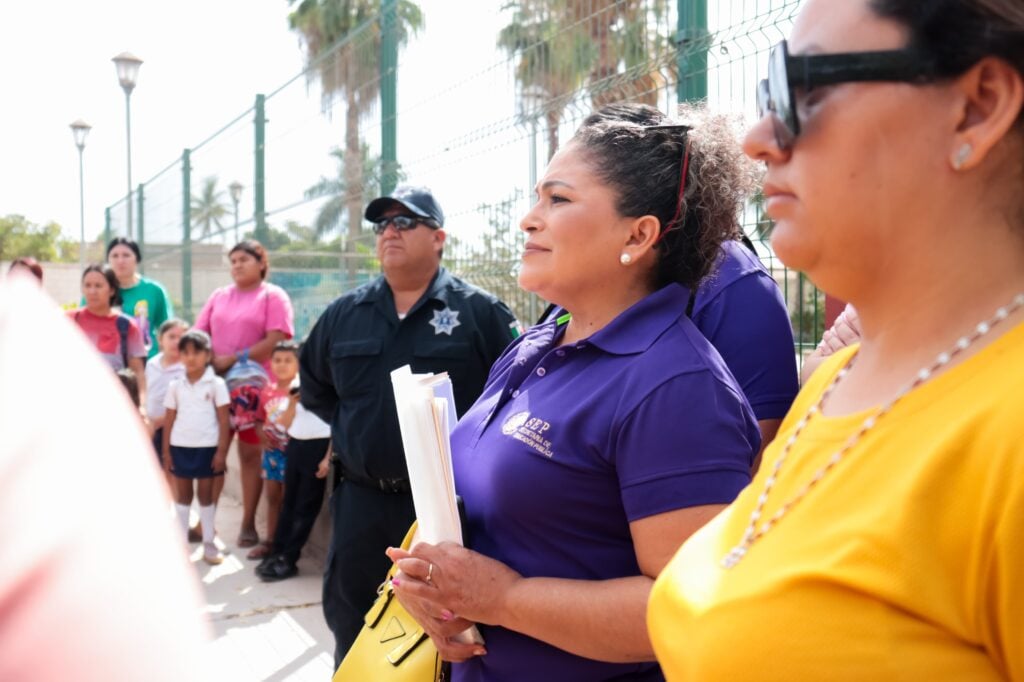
[333,522,444,681]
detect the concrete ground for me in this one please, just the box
[193,453,337,681]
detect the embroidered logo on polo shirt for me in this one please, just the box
[502,411,554,458]
[502,411,530,435]
[429,307,461,335]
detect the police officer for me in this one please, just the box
[299,185,519,665]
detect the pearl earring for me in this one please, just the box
[620,253,632,265]
[953,143,972,171]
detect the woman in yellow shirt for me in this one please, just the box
[648,0,1024,680]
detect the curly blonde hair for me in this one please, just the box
[573,102,760,290]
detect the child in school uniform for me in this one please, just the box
[256,376,332,582]
[247,341,300,560]
[146,320,188,469]
[162,329,230,565]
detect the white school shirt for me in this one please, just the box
[287,403,331,440]
[164,367,230,447]
[145,352,185,420]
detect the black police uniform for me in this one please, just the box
[299,266,518,665]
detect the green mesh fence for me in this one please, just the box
[103,0,822,355]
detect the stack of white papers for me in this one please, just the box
[390,365,462,546]
[391,365,484,645]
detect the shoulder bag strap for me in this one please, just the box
[116,315,131,368]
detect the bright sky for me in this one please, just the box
[0,1,305,242]
[1,2,762,250]
[0,0,515,246]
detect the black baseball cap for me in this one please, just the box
[364,185,445,227]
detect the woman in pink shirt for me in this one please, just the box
[194,240,294,548]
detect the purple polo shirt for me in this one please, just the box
[451,284,760,682]
[539,241,799,423]
[691,240,798,421]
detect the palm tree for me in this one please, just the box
[283,220,320,245]
[287,0,424,277]
[304,144,398,243]
[190,176,230,242]
[303,148,347,244]
[499,0,673,159]
[497,0,592,161]
[584,0,671,108]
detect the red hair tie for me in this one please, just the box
[645,125,692,245]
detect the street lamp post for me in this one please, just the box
[518,85,546,193]
[517,85,546,324]
[70,120,92,272]
[112,52,143,239]
[229,181,244,245]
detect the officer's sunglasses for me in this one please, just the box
[757,39,939,151]
[371,215,439,235]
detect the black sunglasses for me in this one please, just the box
[757,40,939,150]
[371,215,439,235]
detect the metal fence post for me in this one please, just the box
[137,182,145,274]
[380,0,398,195]
[182,148,193,321]
[104,206,111,249]
[678,0,708,102]
[254,94,269,244]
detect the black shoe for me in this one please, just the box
[254,552,278,575]
[259,556,298,582]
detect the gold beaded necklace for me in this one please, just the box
[722,292,1024,569]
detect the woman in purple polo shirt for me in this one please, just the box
[539,104,800,467]
[388,103,762,681]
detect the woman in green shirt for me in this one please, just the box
[106,237,174,359]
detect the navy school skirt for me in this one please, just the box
[170,445,224,479]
